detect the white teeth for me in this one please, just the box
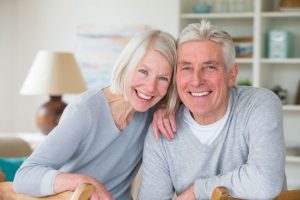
[137,91,152,100]
[191,91,210,97]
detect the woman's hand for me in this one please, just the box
[90,181,114,200]
[152,107,176,141]
[54,172,113,200]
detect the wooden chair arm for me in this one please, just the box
[211,186,229,200]
[211,186,242,200]
[71,183,94,200]
[0,182,94,200]
[211,186,300,200]
[274,189,300,200]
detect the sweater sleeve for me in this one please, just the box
[13,102,91,197]
[194,90,286,200]
[137,127,175,200]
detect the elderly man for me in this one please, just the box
[137,20,286,200]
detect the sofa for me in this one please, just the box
[0,135,141,199]
[0,136,33,182]
[0,136,32,157]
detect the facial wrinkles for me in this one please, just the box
[194,69,230,124]
[177,40,232,124]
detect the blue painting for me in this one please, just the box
[74,24,148,89]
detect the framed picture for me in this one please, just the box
[233,37,253,58]
[74,24,148,89]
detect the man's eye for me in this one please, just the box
[182,65,191,71]
[138,69,148,75]
[204,65,217,71]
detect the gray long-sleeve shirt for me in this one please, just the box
[138,86,286,200]
[14,89,152,200]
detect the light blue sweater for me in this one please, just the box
[138,86,286,200]
[14,89,152,199]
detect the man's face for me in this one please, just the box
[176,40,238,125]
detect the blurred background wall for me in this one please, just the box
[0,0,179,132]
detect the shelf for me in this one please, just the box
[283,105,300,112]
[286,155,300,163]
[180,0,300,172]
[261,58,300,64]
[236,58,253,64]
[262,12,300,18]
[181,12,254,19]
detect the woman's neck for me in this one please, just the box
[103,87,136,131]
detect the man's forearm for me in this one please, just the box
[193,164,285,200]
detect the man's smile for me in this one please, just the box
[190,91,211,97]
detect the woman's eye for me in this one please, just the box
[158,76,169,82]
[138,69,148,76]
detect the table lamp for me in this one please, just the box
[20,50,87,135]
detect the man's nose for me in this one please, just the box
[191,71,205,87]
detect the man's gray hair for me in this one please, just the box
[178,19,236,70]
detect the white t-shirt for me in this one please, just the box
[183,104,230,145]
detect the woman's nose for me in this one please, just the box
[145,77,157,92]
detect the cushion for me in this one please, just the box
[0,157,27,181]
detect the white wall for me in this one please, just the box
[0,0,179,132]
[0,0,16,131]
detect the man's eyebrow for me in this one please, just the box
[177,60,191,65]
[203,60,218,65]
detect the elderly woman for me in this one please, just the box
[14,29,177,200]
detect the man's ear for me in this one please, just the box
[228,64,239,86]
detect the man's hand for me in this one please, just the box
[175,185,196,200]
[152,107,176,141]
[55,172,113,200]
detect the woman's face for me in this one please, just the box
[129,49,173,112]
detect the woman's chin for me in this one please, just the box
[131,100,155,112]
[133,104,151,112]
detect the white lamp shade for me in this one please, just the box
[20,50,87,95]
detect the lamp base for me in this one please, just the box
[36,95,67,135]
